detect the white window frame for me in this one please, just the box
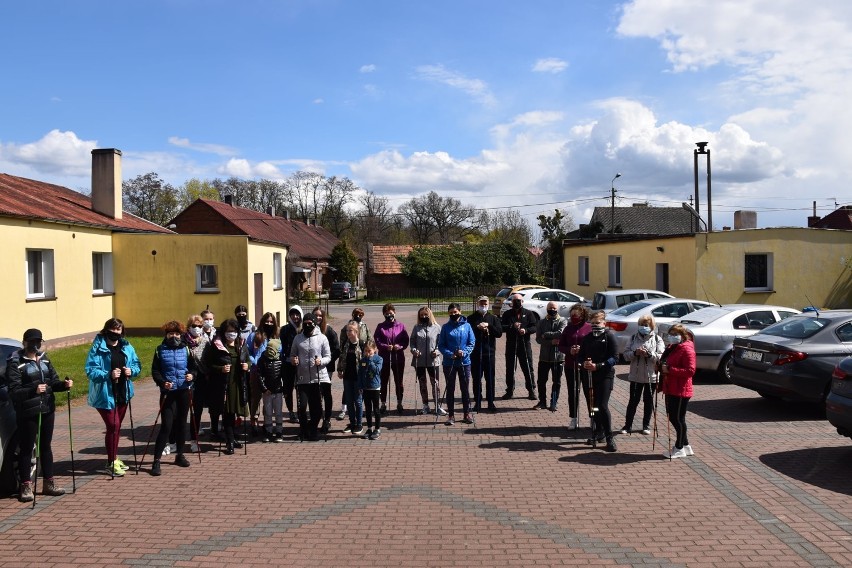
[578,256,589,285]
[26,248,55,299]
[92,252,114,294]
[273,253,283,290]
[744,253,773,292]
[196,264,219,292]
[608,255,622,287]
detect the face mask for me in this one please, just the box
[236,315,248,326]
[105,330,121,342]
[511,300,522,309]
[225,331,238,341]
[166,337,182,348]
[203,320,214,330]
[303,323,315,334]
[263,324,276,336]
[25,341,41,353]
[477,305,487,314]
[547,309,558,317]
[420,316,430,324]
[590,324,605,336]
[570,315,582,325]
[385,314,395,322]
[666,334,682,345]
[189,326,202,337]
[449,313,460,322]
[638,326,651,336]
[353,316,362,323]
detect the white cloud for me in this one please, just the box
[532,58,568,74]
[313,98,324,104]
[168,136,237,157]
[414,64,496,106]
[220,158,285,180]
[359,64,376,73]
[0,129,96,177]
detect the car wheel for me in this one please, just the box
[718,352,733,383]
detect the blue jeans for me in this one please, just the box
[444,365,471,417]
[343,379,363,427]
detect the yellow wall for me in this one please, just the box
[246,242,289,325]
[0,219,115,344]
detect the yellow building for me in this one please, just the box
[563,228,851,310]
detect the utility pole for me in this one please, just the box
[610,173,621,234]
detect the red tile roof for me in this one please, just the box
[169,199,343,261]
[812,206,852,230]
[370,245,415,274]
[0,173,171,233]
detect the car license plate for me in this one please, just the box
[740,350,762,362]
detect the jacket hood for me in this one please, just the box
[288,305,303,328]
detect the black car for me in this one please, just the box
[0,337,27,494]
[329,281,355,300]
[730,310,852,404]
[827,356,852,440]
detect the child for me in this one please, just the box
[245,330,267,437]
[357,340,383,440]
[257,338,284,442]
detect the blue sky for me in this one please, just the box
[2,0,850,231]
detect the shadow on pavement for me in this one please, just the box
[688,397,824,423]
[759,446,852,496]
[558,451,662,465]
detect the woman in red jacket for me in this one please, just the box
[659,324,696,459]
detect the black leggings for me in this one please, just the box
[583,375,613,437]
[665,395,690,448]
[155,390,190,458]
[320,382,332,422]
[17,412,55,482]
[624,381,654,430]
[363,390,381,429]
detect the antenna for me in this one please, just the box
[803,295,820,317]
[700,284,721,307]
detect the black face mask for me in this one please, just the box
[384,314,395,322]
[25,341,41,353]
[237,316,248,326]
[449,313,460,322]
[547,309,558,317]
[303,323,315,334]
[166,337,182,348]
[512,300,522,309]
[263,324,276,336]
[353,316,362,323]
[105,331,121,342]
[420,316,430,324]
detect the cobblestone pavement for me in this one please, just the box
[1,304,850,567]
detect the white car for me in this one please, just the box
[658,304,800,380]
[499,288,585,322]
[587,289,673,313]
[606,298,715,354]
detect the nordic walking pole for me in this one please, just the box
[137,393,165,473]
[109,379,117,480]
[651,374,660,451]
[127,379,138,474]
[243,367,249,454]
[586,362,598,448]
[218,379,228,456]
[188,388,202,464]
[574,363,581,431]
[65,383,76,493]
[32,411,42,510]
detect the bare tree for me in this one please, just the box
[399,191,479,244]
[286,171,325,221]
[319,176,357,237]
[482,209,533,248]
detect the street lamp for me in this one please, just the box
[610,173,621,234]
[682,202,707,231]
[694,142,711,232]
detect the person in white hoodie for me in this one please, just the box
[619,314,664,435]
[280,305,303,423]
[289,313,331,441]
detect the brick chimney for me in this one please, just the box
[91,148,122,219]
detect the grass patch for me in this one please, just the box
[48,336,162,407]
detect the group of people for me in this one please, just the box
[4,293,697,500]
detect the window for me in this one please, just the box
[273,253,283,289]
[196,264,219,292]
[744,253,773,291]
[732,310,776,330]
[608,255,622,287]
[26,249,55,299]
[578,256,589,285]
[92,252,114,294]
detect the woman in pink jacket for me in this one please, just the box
[374,303,410,415]
[659,324,696,459]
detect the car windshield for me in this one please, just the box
[610,301,651,317]
[757,317,830,339]
[496,288,511,299]
[591,293,606,310]
[678,307,730,325]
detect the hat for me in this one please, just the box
[302,313,316,323]
[477,296,489,302]
[23,328,43,342]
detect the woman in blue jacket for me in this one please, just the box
[437,303,476,426]
[85,318,142,477]
[149,321,197,476]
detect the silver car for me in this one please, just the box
[658,305,800,381]
[588,289,673,314]
[606,298,715,355]
[499,288,585,322]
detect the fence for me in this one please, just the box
[367,285,496,312]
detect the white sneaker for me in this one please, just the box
[436,407,448,416]
[422,404,430,415]
[619,427,630,435]
[641,428,651,435]
[568,417,578,429]
[684,444,694,456]
[665,447,688,459]
[337,408,347,420]
[161,444,171,457]
[189,441,199,453]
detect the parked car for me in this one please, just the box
[0,337,25,495]
[730,310,852,404]
[492,284,547,315]
[827,356,852,441]
[329,281,356,300]
[588,289,673,313]
[658,304,800,381]
[605,298,715,354]
[499,288,586,322]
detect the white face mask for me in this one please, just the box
[203,320,214,330]
[477,305,488,314]
[666,334,682,345]
[189,326,202,337]
[225,331,238,341]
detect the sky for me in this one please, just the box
[1,0,850,232]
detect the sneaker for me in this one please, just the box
[337,409,347,420]
[568,417,578,429]
[161,444,171,457]
[641,428,651,436]
[501,391,513,400]
[445,417,455,426]
[585,435,605,445]
[422,404,431,415]
[527,391,537,400]
[343,424,353,434]
[262,432,272,443]
[665,447,688,459]
[684,444,695,456]
[548,405,557,413]
[619,426,631,435]
[462,414,473,425]
[533,402,546,410]
[107,460,126,476]
[363,428,373,439]
[605,437,617,453]
[232,441,243,449]
[370,428,381,440]
[189,441,200,453]
[274,433,284,443]
[43,478,66,496]
[114,458,130,471]
[289,412,298,423]
[353,425,365,436]
[174,454,191,468]
[321,420,330,434]
[380,404,388,415]
[150,460,162,476]
[396,402,404,415]
[19,482,34,502]
[436,407,448,416]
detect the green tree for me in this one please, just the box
[537,209,576,287]
[178,178,219,208]
[329,240,359,284]
[399,242,536,287]
[123,172,181,226]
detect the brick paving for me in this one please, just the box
[1,303,851,567]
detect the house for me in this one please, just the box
[563,226,851,310]
[809,205,852,230]
[367,244,415,292]
[168,199,363,300]
[0,149,171,345]
[576,203,697,237]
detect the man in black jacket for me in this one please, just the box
[468,296,503,411]
[279,305,303,423]
[501,294,537,400]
